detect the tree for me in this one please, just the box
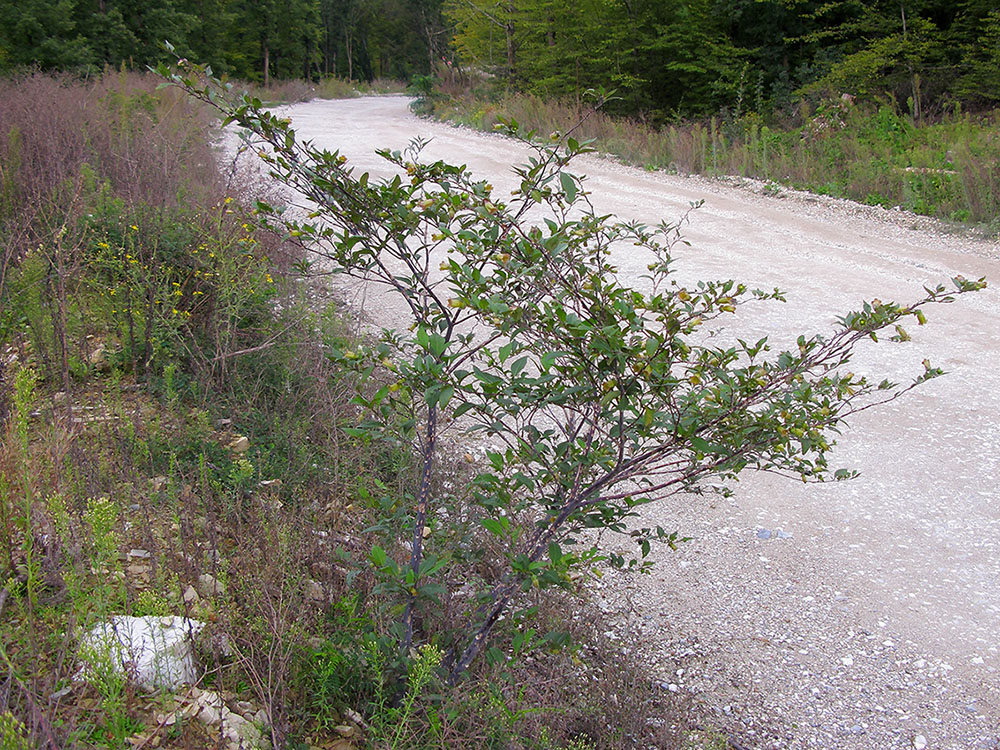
[0,0,93,71]
[953,10,1000,106]
[633,0,744,116]
[226,0,322,85]
[448,0,744,117]
[161,59,984,682]
[446,0,520,81]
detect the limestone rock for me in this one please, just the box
[228,435,250,453]
[305,579,325,602]
[186,688,268,750]
[88,344,107,369]
[197,573,225,598]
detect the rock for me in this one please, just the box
[215,418,233,428]
[197,573,225,598]
[756,528,772,539]
[334,725,355,738]
[341,707,368,729]
[913,735,928,749]
[129,548,151,559]
[305,579,325,602]
[209,631,234,658]
[186,689,266,750]
[183,585,199,605]
[225,714,264,749]
[186,688,268,748]
[259,479,282,489]
[78,616,205,690]
[228,435,250,453]
[88,344,107,368]
[126,564,150,577]
[199,704,223,726]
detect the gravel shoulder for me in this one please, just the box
[248,96,1000,749]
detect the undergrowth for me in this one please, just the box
[0,71,705,749]
[244,76,407,105]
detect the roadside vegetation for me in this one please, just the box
[0,70,715,750]
[422,86,1000,233]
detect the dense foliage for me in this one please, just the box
[448,0,1000,117]
[2,0,998,118]
[0,0,449,85]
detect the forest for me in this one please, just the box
[2,0,999,118]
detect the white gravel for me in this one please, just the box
[238,95,1000,749]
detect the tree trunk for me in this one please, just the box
[401,406,437,654]
[505,1,515,81]
[345,29,353,81]
[263,41,270,88]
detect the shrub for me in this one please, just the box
[162,58,985,695]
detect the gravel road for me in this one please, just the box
[249,96,1000,749]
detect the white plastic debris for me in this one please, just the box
[79,616,205,690]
